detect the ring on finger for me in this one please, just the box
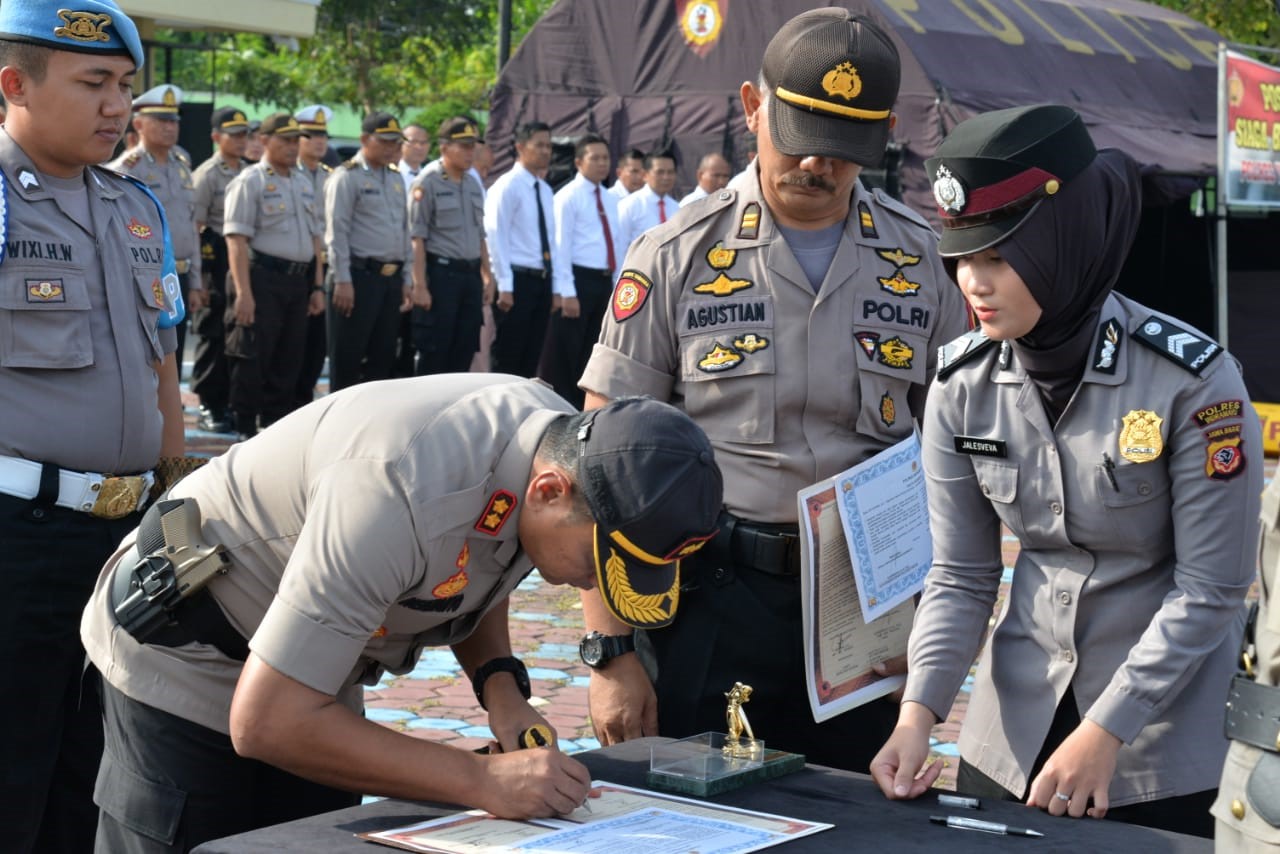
[1054,792,1071,802]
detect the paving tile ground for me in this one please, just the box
[178,365,1270,796]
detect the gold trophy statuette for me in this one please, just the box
[723,682,758,758]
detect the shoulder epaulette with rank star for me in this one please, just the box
[320,163,333,172]
[1132,315,1223,376]
[388,162,400,173]
[341,159,358,170]
[937,328,995,379]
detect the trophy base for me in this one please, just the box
[647,732,805,797]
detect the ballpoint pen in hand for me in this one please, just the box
[931,815,1044,838]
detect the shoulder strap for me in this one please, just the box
[937,328,995,379]
[1131,315,1222,375]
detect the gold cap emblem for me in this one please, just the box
[821,62,863,101]
[162,88,177,106]
[54,9,112,43]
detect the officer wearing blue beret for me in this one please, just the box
[0,1,185,850]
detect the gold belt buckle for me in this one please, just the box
[379,263,398,277]
[175,259,191,275]
[91,476,145,520]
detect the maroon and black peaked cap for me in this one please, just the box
[927,104,1098,257]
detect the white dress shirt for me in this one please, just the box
[484,161,556,294]
[606,181,632,200]
[616,184,679,253]
[398,159,423,193]
[551,172,624,298]
[679,185,709,206]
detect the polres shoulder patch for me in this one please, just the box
[1132,316,1222,376]
[937,328,995,379]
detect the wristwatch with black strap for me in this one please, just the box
[471,656,531,710]
[579,630,636,669]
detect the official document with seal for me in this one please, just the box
[359,781,831,853]
[798,432,929,722]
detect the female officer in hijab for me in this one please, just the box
[869,104,1261,838]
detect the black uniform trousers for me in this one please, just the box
[492,267,552,378]
[392,310,415,379]
[191,231,229,415]
[0,491,141,853]
[537,266,612,409]
[326,262,403,392]
[646,522,899,772]
[174,271,191,380]
[955,685,1217,838]
[95,681,359,853]
[412,254,483,376]
[293,258,327,409]
[226,259,310,432]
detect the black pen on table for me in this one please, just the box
[931,815,1044,838]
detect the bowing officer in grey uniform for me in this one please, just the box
[409,117,491,375]
[190,106,250,434]
[293,103,334,408]
[81,377,723,851]
[0,2,184,849]
[223,112,322,439]
[324,111,410,391]
[576,9,969,771]
[1214,473,1280,850]
[110,83,203,370]
[872,105,1261,840]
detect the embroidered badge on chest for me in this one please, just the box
[697,342,742,373]
[150,278,166,308]
[877,335,914,369]
[877,248,921,268]
[26,279,64,302]
[1119,409,1164,463]
[432,568,470,599]
[475,490,517,535]
[733,333,768,353]
[126,217,153,239]
[880,392,896,428]
[854,331,879,360]
[611,270,653,322]
[877,270,921,297]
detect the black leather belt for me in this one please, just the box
[251,251,311,277]
[572,265,612,279]
[1225,674,1280,753]
[428,254,482,271]
[353,256,404,277]
[510,264,550,279]
[710,511,801,577]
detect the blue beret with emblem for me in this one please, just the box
[0,0,144,70]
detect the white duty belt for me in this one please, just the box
[0,455,154,519]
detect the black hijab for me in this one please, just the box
[998,148,1144,420]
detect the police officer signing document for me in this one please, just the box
[0,1,185,850]
[577,9,968,770]
[82,376,723,851]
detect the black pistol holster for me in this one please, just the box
[111,497,230,644]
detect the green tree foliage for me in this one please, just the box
[1148,0,1280,50]
[158,0,556,115]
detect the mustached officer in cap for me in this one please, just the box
[0,0,186,848]
[82,379,723,849]
[223,112,323,440]
[110,83,204,370]
[871,105,1259,839]
[324,111,411,390]
[293,103,335,408]
[190,106,250,434]
[576,8,968,770]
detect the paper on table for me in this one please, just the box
[359,781,831,853]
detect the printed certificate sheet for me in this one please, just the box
[798,433,928,722]
[360,781,831,853]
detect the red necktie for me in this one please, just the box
[595,185,616,273]
[658,197,667,223]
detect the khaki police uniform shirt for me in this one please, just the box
[408,168,485,261]
[300,161,333,232]
[109,145,201,282]
[905,293,1261,806]
[324,151,410,286]
[191,154,244,236]
[1212,476,1280,849]
[0,128,176,474]
[82,375,573,734]
[223,162,320,264]
[579,167,969,523]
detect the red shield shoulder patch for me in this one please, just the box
[612,270,653,322]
